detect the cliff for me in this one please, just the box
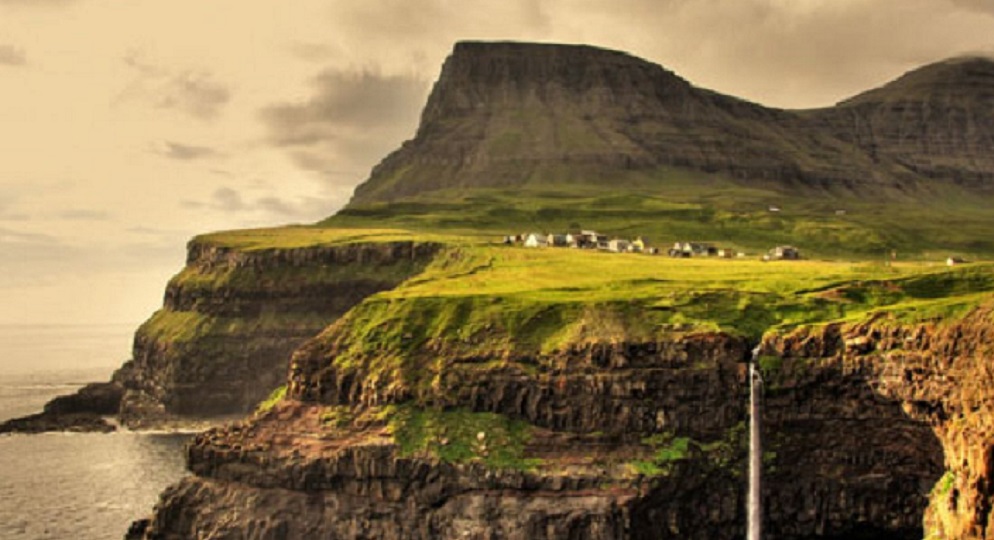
[118,232,440,427]
[766,306,994,539]
[1,228,440,432]
[135,309,982,539]
[132,247,994,539]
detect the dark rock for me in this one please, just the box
[0,380,123,434]
[0,412,114,434]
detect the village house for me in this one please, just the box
[669,242,715,257]
[506,229,660,255]
[608,239,631,253]
[523,233,548,248]
[631,236,648,253]
[764,245,801,261]
[547,234,569,247]
[577,230,608,249]
[717,248,737,258]
[947,256,967,267]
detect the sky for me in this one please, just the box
[1,0,993,329]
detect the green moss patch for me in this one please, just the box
[388,405,541,471]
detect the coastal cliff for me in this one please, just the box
[136,305,975,539]
[118,232,440,427]
[1,229,440,432]
[129,238,994,538]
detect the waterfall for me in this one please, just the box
[748,346,764,540]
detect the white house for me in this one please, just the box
[524,233,548,248]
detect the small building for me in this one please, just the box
[768,205,781,213]
[547,234,569,247]
[947,256,967,267]
[608,239,632,253]
[717,248,736,258]
[765,245,801,261]
[524,233,548,248]
[631,237,648,253]
[672,241,715,257]
[578,230,609,249]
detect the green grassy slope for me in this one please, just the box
[327,166,994,260]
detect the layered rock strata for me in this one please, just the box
[118,239,440,427]
[138,317,950,539]
[766,305,994,539]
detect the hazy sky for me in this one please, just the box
[2,0,993,328]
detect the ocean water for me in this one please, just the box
[0,325,191,540]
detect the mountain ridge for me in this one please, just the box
[348,42,994,207]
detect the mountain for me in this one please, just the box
[349,41,913,206]
[809,56,994,188]
[334,44,994,259]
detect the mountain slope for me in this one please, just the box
[808,56,994,188]
[349,42,913,207]
[330,43,994,258]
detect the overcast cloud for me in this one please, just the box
[155,141,220,161]
[120,51,232,120]
[260,69,430,179]
[0,44,25,66]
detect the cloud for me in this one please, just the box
[58,209,110,221]
[0,227,77,287]
[289,42,343,63]
[0,0,78,6]
[181,187,330,221]
[260,69,430,179]
[950,0,994,15]
[0,44,26,66]
[120,51,232,120]
[153,141,220,161]
[182,187,243,212]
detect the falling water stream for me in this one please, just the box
[748,346,764,540]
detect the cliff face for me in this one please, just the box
[136,303,977,539]
[766,305,994,539]
[348,42,908,206]
[118,238,440,427]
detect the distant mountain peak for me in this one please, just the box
[838,55,994,106]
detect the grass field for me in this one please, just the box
[328,164,994,260]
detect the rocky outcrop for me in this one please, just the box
[117,239,440,427]
[0,362,132,433]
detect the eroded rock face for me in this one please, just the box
[117,240,439,427]
[139,326,945,539]
[766,305,994,539]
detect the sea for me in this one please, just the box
[0,325,191,540]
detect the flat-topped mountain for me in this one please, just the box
[349,41,911,206]
[336,43,994,259]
